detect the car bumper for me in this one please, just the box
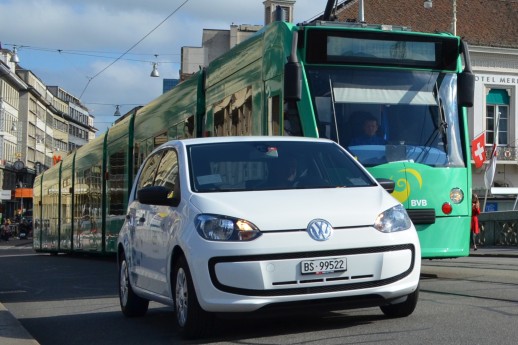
[185,226,421,312]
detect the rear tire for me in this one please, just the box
[380,286,419,318]
[173,255,214,339]
[119,254,149,317]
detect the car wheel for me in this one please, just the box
[173,255,214,338]
[380,285,419,318]
[119,254,149,317]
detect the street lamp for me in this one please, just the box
[424,0,457,36]
[10,46,20,63]
[150,54,160,77]
[150,63,160,77]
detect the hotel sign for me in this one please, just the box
[476,74,518,85]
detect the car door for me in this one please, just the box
[131,151,164,291]
[143,149,181,296]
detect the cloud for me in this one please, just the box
[0,0,327,135]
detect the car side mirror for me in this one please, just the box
[377,178,395,193]
[137,186,179,207]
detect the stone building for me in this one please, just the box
[180,0,296,81]
[0,48,95,220]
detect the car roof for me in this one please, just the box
[159,136,335,151]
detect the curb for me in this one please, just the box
[468,247,518,258]
[0,303,40,345]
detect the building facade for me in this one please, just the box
[180,0,296,81]
[0,48,95,222]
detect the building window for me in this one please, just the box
[486,89,510,146]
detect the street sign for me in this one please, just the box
[0,190,12,200]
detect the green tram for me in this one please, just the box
[33,15,475,258]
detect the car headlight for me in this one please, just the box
[195,214,262,241]
[374,204,412,233]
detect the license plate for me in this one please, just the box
[301,257,347,275]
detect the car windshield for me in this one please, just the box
[188,141,376,192]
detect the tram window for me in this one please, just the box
[269,95,281,135]
[154,132,168,148]
[185,115,194,138]
[168,126,177,140]
[284,101,302,136]
[108,150,127,216]
[213,102,226,137]
[213,87,252,137]
[133,142,144,177]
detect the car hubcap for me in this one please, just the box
[175,268,188,327]
[120,260,129,306]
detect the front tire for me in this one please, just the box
[173,255,214,338]
[380,286,419,318]
[119,254,149,317]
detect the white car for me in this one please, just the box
[117,136,421,338]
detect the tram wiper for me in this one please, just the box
[415,83,448,163]
[329,77,341,146]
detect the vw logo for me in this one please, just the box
[307,219,333,241]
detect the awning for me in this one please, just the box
[15,188,33,198]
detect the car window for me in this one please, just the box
[188,141,375,192]
[137,151,163,191]
[155,150,179,192]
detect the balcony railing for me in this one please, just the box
[484,146,518,162]
[478,211,518,246]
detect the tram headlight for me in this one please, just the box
[450,188,464,204]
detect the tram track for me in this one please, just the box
[419,258,518,305]
[420,287,518,304]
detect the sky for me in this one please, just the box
[0,0,328,135]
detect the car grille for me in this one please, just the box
[208,244,416,297]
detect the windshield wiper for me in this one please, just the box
[329,77,341,145]
[415,83,448,163]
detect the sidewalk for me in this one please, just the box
[0,238,33,248]
[0,304,40,345]
[469,245,518,258]
[0,238,40,345]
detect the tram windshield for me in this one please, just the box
[306,67,465,167]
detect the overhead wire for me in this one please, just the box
[78,0,191,99]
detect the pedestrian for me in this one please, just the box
[1,219,9,241]
[471,193,481,250]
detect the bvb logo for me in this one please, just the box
[391,168,423,203]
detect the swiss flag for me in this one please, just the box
[471,132,486,168]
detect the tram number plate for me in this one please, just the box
[301,257,347,275]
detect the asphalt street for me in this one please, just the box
[1,238,517,345]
